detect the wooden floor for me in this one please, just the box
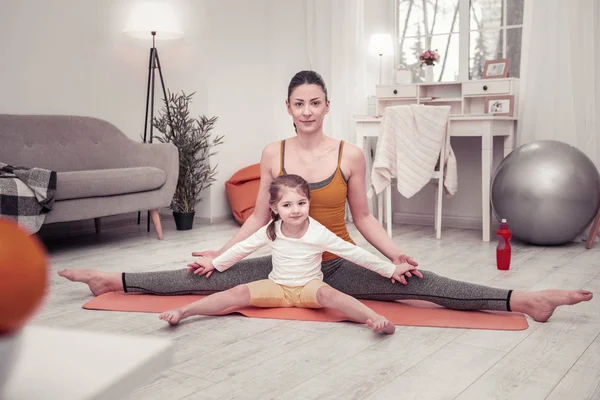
[33,216,600,400]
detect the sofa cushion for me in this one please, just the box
[55,167,167,201]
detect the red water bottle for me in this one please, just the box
[496,219,512,270]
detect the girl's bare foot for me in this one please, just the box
[159,309,184,326]
[366,316,396,334]
[511,289,593,322]
[57,269,122,296]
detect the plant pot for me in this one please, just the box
[173,211,195,231]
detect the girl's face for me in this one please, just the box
[286,84,329,134]
[272,187,310,227]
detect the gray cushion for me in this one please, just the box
[55,167,167,201]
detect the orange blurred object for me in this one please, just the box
[0,218,49,335]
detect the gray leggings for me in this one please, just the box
[123,256,513,311]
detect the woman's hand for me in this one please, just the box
[392,254,418,267]
[390,262,424,285]
[191,250,220,258]
[187,256,216,278]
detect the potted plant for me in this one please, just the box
[152,91,224,230]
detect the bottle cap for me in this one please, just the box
[501,218,507,223]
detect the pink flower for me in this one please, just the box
[420,49,441,66]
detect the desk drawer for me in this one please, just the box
[376,85,417,99]
[462,80,511,96]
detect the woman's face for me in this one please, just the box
[286,84,330,134]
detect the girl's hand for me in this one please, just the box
[187,257,216,278]
[390,263,424,285]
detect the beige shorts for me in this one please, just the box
[246,279,329,308]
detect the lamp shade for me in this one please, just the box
[123,1,184,40]
[368,34,394,55]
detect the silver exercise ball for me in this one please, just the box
[491,140,600,245]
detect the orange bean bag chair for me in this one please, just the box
[225,163,261,225]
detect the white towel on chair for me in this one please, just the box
[370,104,458,199]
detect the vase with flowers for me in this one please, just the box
[419,49,440,83]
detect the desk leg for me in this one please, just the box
[375,187,392,235]
[346,202,353,223]
[361,134,377,219]
[503,123,516,158]
[481,122,493,242]
[377,191,384,225]
[385,185,392,237]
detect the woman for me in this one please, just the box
[59,70,592,322]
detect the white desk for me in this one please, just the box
[356,115,517,242]
[1,325,173,400]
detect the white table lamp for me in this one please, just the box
[368,34,394,85]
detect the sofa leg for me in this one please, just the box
[149,209,164,240]
[94,218,101,234]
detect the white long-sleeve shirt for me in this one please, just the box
[212,217,396,286]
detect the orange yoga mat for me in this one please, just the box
[83,292,529,331]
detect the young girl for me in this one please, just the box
[159,174,423,334]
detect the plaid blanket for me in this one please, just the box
[0,162,57,234]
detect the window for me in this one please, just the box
[396,0,524,82]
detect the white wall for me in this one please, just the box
[1,0,501,228]
[0,0,150,131]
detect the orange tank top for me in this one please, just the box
[279,140,355,261]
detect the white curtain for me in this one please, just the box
[518,0,600,169]
[518,0,600,241]
[304,0,368,143]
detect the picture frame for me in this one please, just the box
[484,95,514,117]
[482,58,510,79]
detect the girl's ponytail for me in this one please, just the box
[266,209,279,241]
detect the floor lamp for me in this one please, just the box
[123,1,183,232]
[368,34,394,85]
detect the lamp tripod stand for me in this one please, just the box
[137,31,175,232]
[377,53,384,85]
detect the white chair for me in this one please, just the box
[375,123,448,240]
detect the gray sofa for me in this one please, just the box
[0,114,179,239]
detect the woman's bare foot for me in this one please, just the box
[159,309,184,326]
[57,269,122,296]
[511,289,593,322]
[366,316,396,334]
